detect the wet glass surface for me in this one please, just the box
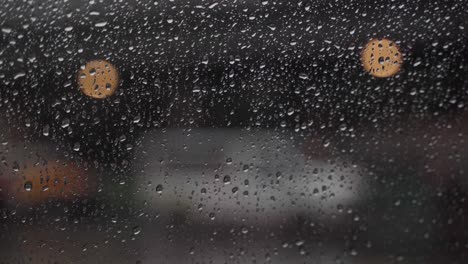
[0,0,468,263]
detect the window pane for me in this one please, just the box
[0,0,467,263]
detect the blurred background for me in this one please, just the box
[0,0,468,263]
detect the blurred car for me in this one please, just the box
[134,128,369,225]
[0,118,96,210]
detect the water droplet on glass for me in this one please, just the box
[24,181,33,192]
[73,142,81,152]
[95,21,107,27]
[299,73,309,80]
[201,55,209,65]
[42,125,50,136]
[14,72,26,80]
[1,27,12,34]
[209,212,215,220]
[61,118,70,128]
[223,175,231,185]
[133,226,141,235]
[156,184,163,194]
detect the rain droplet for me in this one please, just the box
[42,125,50,136]
[12,162,19,172]
[94,21,107,27]
[241,226,249,234]
[61,118,70,128]
[156,184,163,194]
[133,226,141,235]
[1,27,12,34]
[14,72,26,80]
[24,181,33,192]
[299,73,309,80]
[201,55,209,65]
[73,142,81,152]
[223,175,231,185]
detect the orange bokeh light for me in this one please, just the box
[77,59,120,99]
[6,161,90,205]
[361,38,403,78]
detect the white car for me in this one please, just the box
[133,128,369,225]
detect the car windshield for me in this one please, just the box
[0,0,467,263]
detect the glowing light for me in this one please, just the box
[77,59,119,99]
[8,162,89,205]
[361,38,403,78]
